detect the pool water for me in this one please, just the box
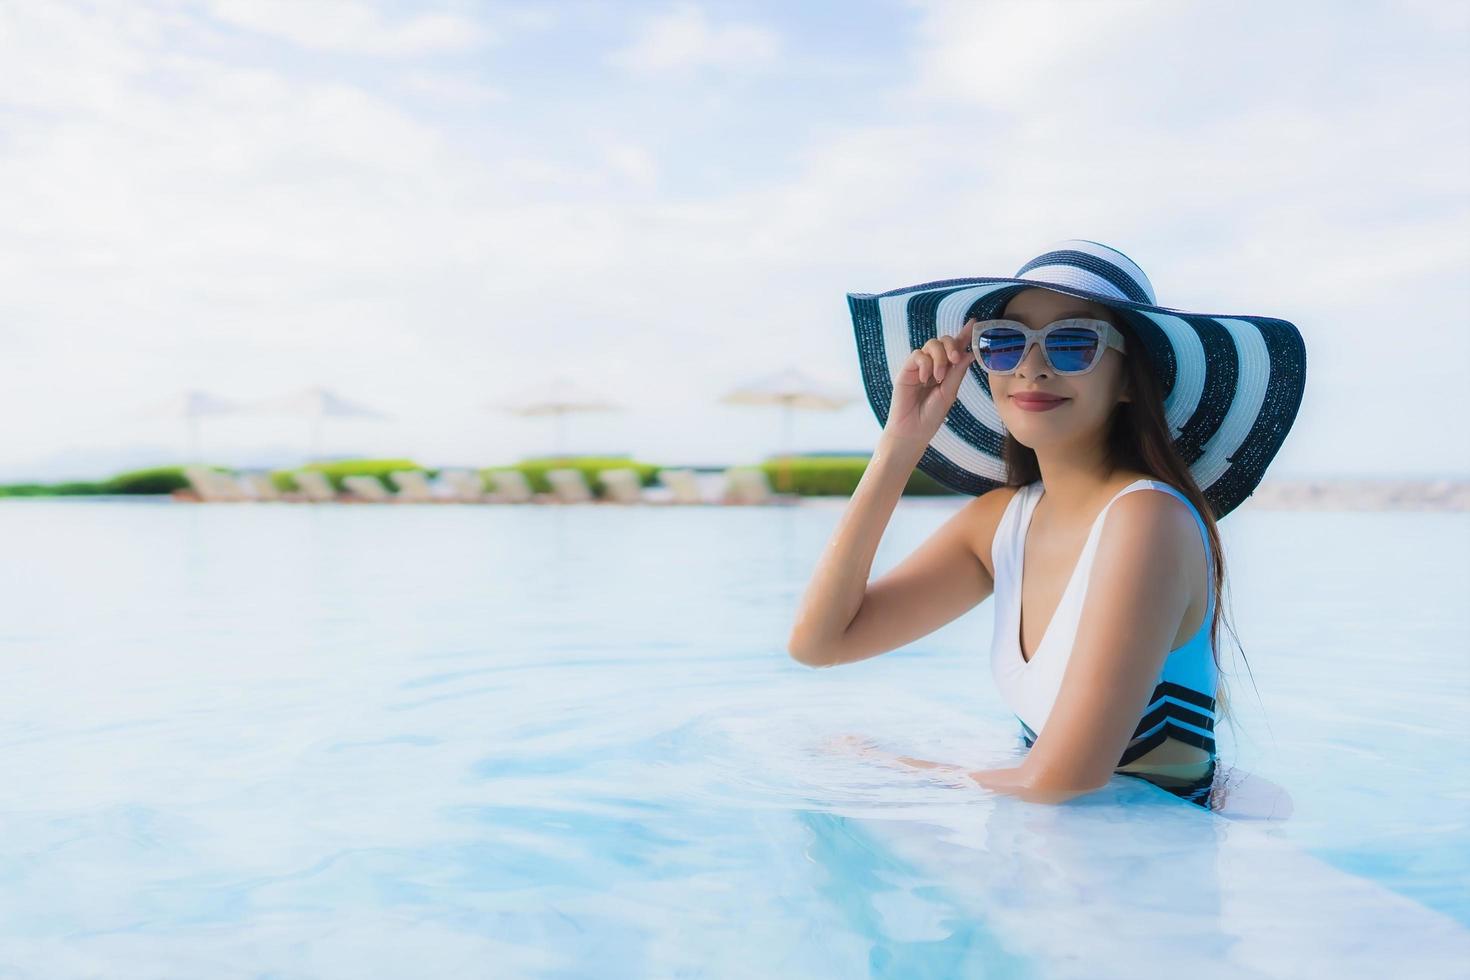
[0,497,1466,978]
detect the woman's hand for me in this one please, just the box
[883,321,978,448]
[965,767,1028,791]
[826,737,968,778]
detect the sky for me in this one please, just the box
[1,0,1467,481]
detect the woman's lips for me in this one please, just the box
[1011,394,1068,412]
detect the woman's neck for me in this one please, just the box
[1032,439,1124,515]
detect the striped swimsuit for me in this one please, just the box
[990,479,1219,807]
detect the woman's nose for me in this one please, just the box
[1016,337,1049,377]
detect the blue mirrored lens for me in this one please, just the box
[1045,327,1101,372]
[977,327,1026,371]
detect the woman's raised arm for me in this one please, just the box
[787,324,989,668]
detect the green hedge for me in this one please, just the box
[753,456,953,496]
[0,480,109,496]
[0,465,213,496]
[105,465,193,494]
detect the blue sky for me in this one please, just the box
[1,0,1467,480]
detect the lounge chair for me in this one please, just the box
[598,468,669,505]
[184,466,247,502]
[546,468,596,503]
[722,467,800,506]
[181,466,213,501]
[292,470,340,502]
[656,468,711,505]
[342,474,393,502]
[437,468,490,502]
[237,472,293,501]
[487,469,538,503]
[389,470,438,502]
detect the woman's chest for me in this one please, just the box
[1016,521,1098,657]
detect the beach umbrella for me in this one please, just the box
[134,388,244,462]
[247,386,389,460]
[719,368,855,491]
[487,377,623,457]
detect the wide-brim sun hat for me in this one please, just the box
[847,239,1307,520]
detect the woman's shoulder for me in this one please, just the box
[963,483,1029,579]
[1114,469,1173,491]
[979,481,1039,525]
[1112,472,1198,511]
[973,481,1030,511]
[1107,476,1198,524]
[1102,478,1208,569]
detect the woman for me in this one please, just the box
[788,240,1306,811]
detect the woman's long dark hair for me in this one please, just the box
[998,303,1250,731]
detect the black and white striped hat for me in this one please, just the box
[847,239,1307,519]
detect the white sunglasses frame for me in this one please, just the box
[968,317,1128,376]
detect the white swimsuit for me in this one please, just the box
[989,479,1219,799]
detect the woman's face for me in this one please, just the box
[982,287,1131,450]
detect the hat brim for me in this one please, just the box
[848,276,1307,519]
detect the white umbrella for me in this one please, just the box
[134,389,244,462]
[719,368,855,491]
[487,377,623,458]
[248,386,389,460]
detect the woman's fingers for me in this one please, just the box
[905,334,973,386]
[929,335,970,382]
[911,347,932,384]
[925,339,947,382]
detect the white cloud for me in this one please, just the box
[402,73,510,104]
[1397,0,1470,34]
[601,141,660,188]
[605,2,781,75]
[0,1,151,111]
[207,0,491,56]
[904,0,1171,109]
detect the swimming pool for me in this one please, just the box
[0,497,1466,978]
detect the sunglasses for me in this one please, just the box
[969,317,1128,376]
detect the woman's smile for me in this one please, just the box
[1011,393,1070,412]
